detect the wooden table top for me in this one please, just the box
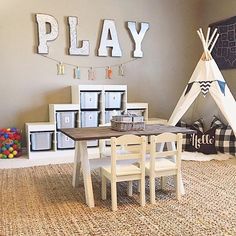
[60,124,195,141]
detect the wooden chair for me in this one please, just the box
[101,134,146,211]
[145,133,183,204]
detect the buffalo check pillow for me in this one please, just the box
[211,115,236,156]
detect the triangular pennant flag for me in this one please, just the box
[184,82,194,96]
[217,80,226,96]
[199,81,213,97]
[74,66,80,79]
[57,62,65,75]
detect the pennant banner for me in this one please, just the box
[199,81,213,97]
[184,82,194,96]
[217,80,226,96]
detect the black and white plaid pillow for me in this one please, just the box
[211,115,236,156]
[211,115,226,129]
[215,126,236,156]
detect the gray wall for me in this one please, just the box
[202,0,236,96]
[0,0,202,140]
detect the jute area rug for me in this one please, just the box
[1,161,236,236]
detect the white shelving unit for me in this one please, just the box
[25,85,127,159]
[127,102,149,121]
[71,84,127,125]
[26,104,81,159]
[25,84,167,160]
[146,118,167,125]
[49,104,80,150]
[25,122,56,159]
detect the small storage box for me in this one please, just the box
[127,109,145,117]
[81,111,99,127]
[57,132,75,149]
[56,111,77,129]
[105,91,124,109]
[30,131,53,151]
[105,110,122,123]
[111,120,145,131]
[87,140,98,147]
[80,92,100,109]
[112,115,133,122]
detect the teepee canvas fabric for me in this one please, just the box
[168,28,236,135]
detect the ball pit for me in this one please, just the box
[0,128,22,159]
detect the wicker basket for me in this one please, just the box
[111,120,145,131]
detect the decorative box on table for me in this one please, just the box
[111,115,145,131]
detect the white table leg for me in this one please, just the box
[72,141,81,187]
[166,141,185,195]
[73,141,95,208]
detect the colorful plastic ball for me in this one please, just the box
[8,154,14,158]
[13,150,17,156]
[0,153,2,158]
[5,144,10,149]
[4,134,9,139]
[13,144,18,150]
[3,150,10,156]
[9,147,14,152]
[2,154,7,159]
[1,146,7,152]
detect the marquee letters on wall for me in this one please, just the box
[35,14,149,58]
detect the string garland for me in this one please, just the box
[40,54,138,80]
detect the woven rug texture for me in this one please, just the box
[0,161,236,236]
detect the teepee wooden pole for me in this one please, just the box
[206,27,211,47]
[198,28,210,60]
[209,33,220,53]
[208,28,218,47]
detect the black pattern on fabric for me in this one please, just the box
[211,115,236,156]
[184,82,194,96]
[199,81,213,97]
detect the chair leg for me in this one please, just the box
[101,175,107,200]
[150,176,156,204]
[137,181,141,193]
[140,178,145,207]
[176,174,181,201]
[161,176,166,190]
[128,181,133,196]
[111,182,117,211]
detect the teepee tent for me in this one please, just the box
[168,28,236,135]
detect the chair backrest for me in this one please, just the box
[110,134,147,177]
[150,133,183,170]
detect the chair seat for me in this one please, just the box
[145,158,176,171]
[102,164,141,176]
